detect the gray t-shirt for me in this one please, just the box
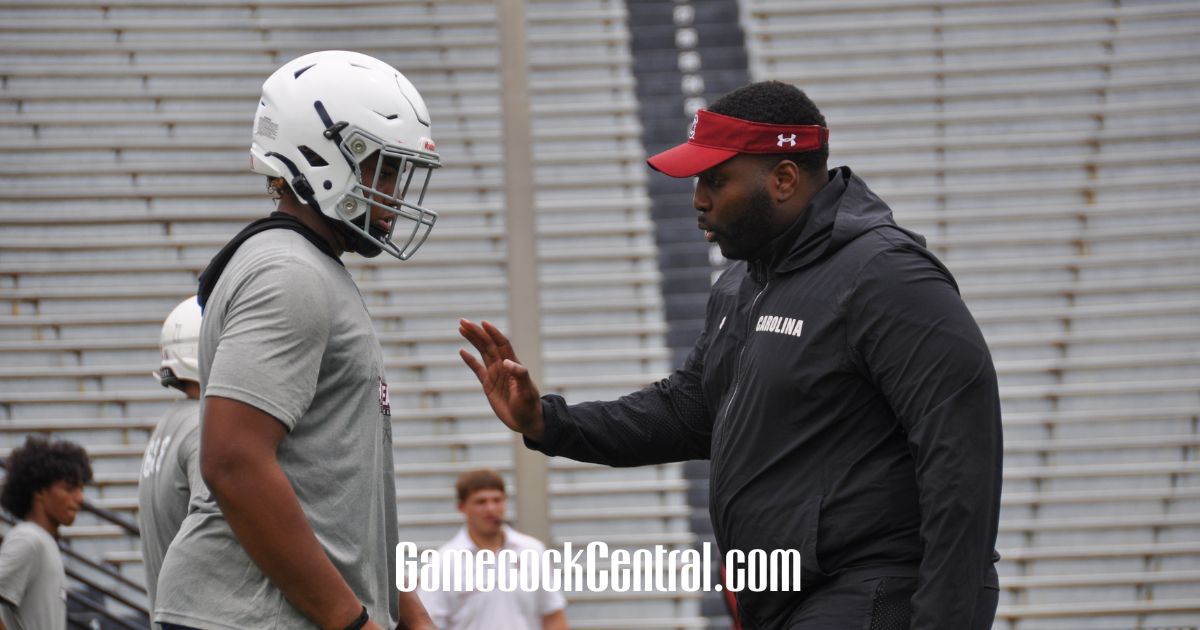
[154,230,398,630]
[0,521,66,630]
[137,397,203,612]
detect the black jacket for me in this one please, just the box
[530,167,1002,628]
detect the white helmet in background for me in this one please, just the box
[249,50,441,260]
[158,297,202,388]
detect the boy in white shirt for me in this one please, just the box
[419,469,568,630]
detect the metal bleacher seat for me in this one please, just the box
[0,0,692,626]
[740,0,1200,627]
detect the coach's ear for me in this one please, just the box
[769,158,802,203]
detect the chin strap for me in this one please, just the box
[264,151,323,210]
[329,217,383,258]
[265,149,384,259]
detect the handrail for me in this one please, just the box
[61,563,149,622]
[0,455,141,536]
[61,584,146,630]
[60,539,149,595]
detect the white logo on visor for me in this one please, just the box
[688,114,699,140]
[777,134,797,147]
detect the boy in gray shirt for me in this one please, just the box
[0,436,93,630]
[153,51,440,630]
[138,296,205,614]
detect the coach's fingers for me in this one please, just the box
[462,350,522,429]
[501,359,543,433]
[459,319,500,365]
[504,359,541,400]
[457,319,487,349]
[504,358,528,380]
[481,320,519,362]
[459,348,488,386]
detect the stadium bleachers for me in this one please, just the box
[740,0,1200,627]
[0,0,698,627]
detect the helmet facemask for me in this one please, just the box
[333,128,440,260]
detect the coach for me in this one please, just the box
[460,80,1002,629]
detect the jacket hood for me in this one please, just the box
[768,166,925,274]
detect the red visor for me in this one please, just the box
[647,109,829,178]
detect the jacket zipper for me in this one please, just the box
[711,279,770,534]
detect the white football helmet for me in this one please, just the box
[158,296,202,387]
[249,50,441,260]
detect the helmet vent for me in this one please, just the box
[395,78,430,126]
[298,146,329,167]
[293,64,317,78]
[374,111,399,121]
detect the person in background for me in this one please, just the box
[138,296,205,618]
[0,435,93,630]
[418,469,568,630]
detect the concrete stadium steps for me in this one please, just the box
[0,0,696,625]
[2,0,1199,627]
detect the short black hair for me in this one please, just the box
[707,80,829,176]
[0,435,92,519]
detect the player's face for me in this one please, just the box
[36,480,85,528]
[694,156,779,261]
[459,488,507,539]
[360,153,403,237]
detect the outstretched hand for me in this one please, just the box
[458,319,545,442]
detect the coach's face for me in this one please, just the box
[694,155,781,261]
[459,488,506,540]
